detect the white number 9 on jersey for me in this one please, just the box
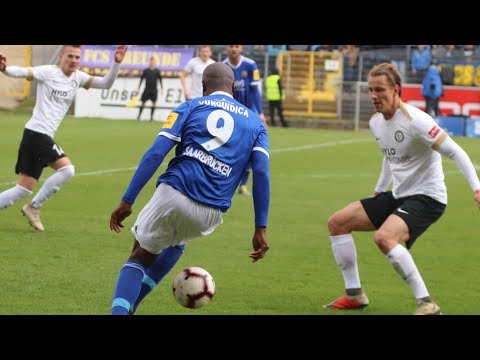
[200,110,234,151]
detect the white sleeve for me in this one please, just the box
[374,157,392,193]
[88,62,120,89]
[2,66,31,79]
[184,59,194,74]
[437,136,480,191]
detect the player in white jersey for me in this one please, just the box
[0,45,128,231]
[324,63,480,315]
[179,45,215,100]
[108,62,270,315]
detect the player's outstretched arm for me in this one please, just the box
[435,135,480,208]
[110,135,176,233]
[0,53,30,78]
[89,45,128,89]
[114,45,128,64]
[110,200,133,233]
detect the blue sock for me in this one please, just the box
[111,260,146,315]
[132,245,185,313]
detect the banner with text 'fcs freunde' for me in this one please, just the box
[79,45,194,78]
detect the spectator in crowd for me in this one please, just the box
[422,64,443,117]
[0,45,128,231]
[109,62,271,315]
[265,67,288,127]
[266,45,287,55]
[462,45,480,63]
[463,45,476,58]
[431,45,461,60]
[340,45,360,91]
[410,45,432,84]
[344,45,359,79]
[179,45,215,100]
[137,57,163,122]
[432,45,460,86]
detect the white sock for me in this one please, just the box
[387,244,429,299]
[31,165,75,208]
[330,234,361,290]
[0,184,32,210]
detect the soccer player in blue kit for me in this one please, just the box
[223,45,268,196]
[109,62,271,315]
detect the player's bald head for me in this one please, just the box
[202,62,235,96]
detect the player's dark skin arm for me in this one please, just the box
[110,200,158,267]
[250,226,269,262]
[110,199,132,233]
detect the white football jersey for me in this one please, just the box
[25,65,92,138]
[184,57,215,99]
[369,102,447,204]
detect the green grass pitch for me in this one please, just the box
[1,111,479,315]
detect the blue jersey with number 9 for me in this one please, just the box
[157,91,269,212]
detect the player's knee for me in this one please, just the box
[58,164,75,180]
[373,229,395,252]
[328,212,346,235]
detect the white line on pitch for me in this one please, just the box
[270,138,370,153]
[307,169,473,179]
[1,138,478,186]
[0,139,369,186]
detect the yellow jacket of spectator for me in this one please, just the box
[265,74,285,101]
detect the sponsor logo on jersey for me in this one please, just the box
[50,89,72,105]
[385,155,412,164]
[428,125,441,138]
[163,112,179,129]
[234,79,245,92]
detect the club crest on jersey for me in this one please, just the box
[163,112,179,129]
[395,130,404,142]
[241,70,248,78]
[428,125,441,138]
[70,80,78,88]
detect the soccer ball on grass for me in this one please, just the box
[172,267,215,309]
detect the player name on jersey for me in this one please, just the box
[198,99,249,117]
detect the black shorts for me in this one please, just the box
[360,191,446,249]
[141,89,158,103]
[15,128,66,180]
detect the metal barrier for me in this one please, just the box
[277,51,343,118]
